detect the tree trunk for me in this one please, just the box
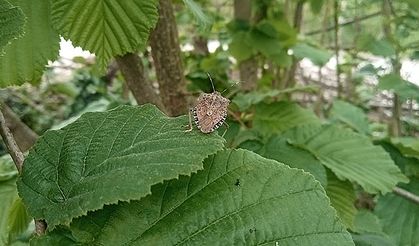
[234,0,258,91]
[150,0,187,116]
[283,1,304,89]
[382,0,402,137]
[115,53,165,111]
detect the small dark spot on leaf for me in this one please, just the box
[235,179,240,186]
[249,228,256,233]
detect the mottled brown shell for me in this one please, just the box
[192,91,230,133]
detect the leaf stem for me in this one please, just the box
[392,187,419,205]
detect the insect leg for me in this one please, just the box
[184,109,193,132]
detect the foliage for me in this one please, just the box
[1,0,419,245]
[0,0,59,87]
[17,105,224,229]
[32,149,354,245]
[0,0,25,53]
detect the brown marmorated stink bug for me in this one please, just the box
[185,73,231,134]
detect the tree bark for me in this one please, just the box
[150,0,187,116]
[115,53,165,111]
[283,1,304,89]
[1,103,38,152]
[234,0,258,91]
[382,0,402,137]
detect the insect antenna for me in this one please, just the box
[220,80,240,95]
[206,72,216,92]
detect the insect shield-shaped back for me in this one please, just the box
[192,91,230,133]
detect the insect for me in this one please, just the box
[185,73,230,133]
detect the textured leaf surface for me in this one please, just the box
[284,124,408,193]
[261,136,327,186]
[17,105,225,229]
[0,0,25,53]
[0,0,59,87]
[51,0,159,70]
[329,100,370,134]
[326,171,356,229]
[375,179,419,246]
[254,102,320,137]
[34,149,354,246]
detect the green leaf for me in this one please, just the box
[292,43,332,66]
[326,171,357,230]
[229,31,254,62]
[0,0,59,87]
[6,197,31,243]
[356,34,395,57]
[51,0,159,71]
[261,136,327,186]
[375,178,419,246]
[353,210,384,235]
[351,233,395,246]
[379,140,419,178]
[34,149,354,245]
[284,124,408,194]
[329,100,370,134]
[0,179,19,244]
[182,0,212,31]
[254,101,321,137]
[378,74,419,101]
[309,0,324,14]
[0,0,25,53]
[391,137,419,160]
[17,104,225,229]
[233,86,319,111]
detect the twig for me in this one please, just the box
[0,105,24,173]
[0,104,47,235]
[393,187,419,205]
[305,11,382,36]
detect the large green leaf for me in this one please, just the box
[261,136,327,186]
[329,100,370,135]
[51,0,159,70]
[0,0,59,87]
[284,124,408,194]
[17,104,225,229]
[33,149,354,245]
[0,0,25,53]
[0,178,19,245]
[254,102,321,137]
[375,179,419,246]
[326,171,357,230]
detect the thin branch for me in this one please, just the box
[0,105,24,173]
[305,11,382,35]
[393,187,419,205]
[334,0,342,98]
[0,104,47,235]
